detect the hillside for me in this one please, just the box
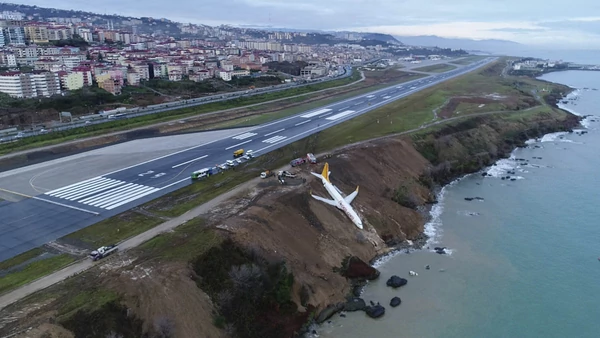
[396,35,525,54]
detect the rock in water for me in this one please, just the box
[390,297,401,307]
[342,256,380,281]
[316,303,344,324]
[344,298,366,312]
[386,275,408,288]
[365,304,386,318]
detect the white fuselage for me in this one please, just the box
[320,178,363,229]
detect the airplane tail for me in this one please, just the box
[321,163,330,183]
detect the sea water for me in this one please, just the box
[316,70,600,338]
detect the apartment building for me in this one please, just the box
[24,25,49,43]
[59,72,85,90]
[47,26,72,41]
[3,26,26,45]
[71,66,93,86]
[0,71,60,98]
[96,73,122,95]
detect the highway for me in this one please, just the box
[0,57,496,262]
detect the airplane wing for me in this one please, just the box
[344,186,359,204]
[311,194,337,207]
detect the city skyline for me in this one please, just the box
[13,0,600,49]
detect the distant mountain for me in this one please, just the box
[395,35,525,54]
[362,33,403,45]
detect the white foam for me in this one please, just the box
[485,157,518,177]
[540,131,569,142]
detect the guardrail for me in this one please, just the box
[0,62,372,143]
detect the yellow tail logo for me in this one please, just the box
[321,163,330,182]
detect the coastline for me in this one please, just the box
[310,84,584,334]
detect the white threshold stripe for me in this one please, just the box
[44,177,102,195]
[232,132,256,139]
[94,185,155,208]
[54,181,125,200]
[326,110,355,121]
[172,155,208,169]
[105,188,161,210]
[264,136,286,143]
[32,196,100,215]
[92,186,152,209]
[300,108,331,118]
[264,128,285,137]
[295,119,311,126]
[263,135,283,143]
[97,186,158,209]
[50,178,121,198]
[225,139,253,150]
[46,178,108,197]
[79,183,138,204]
[57,180,124,200]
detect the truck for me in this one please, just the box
[89,245,118,261]
[260,170,275,179]
[278,170,296,178]
[233,149,244,158]
[306,153,317,164]
[191,167,216,180]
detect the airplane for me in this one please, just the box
[310,162,363,229]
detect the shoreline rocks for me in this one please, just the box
[390,297,402,307]
[386,275,408,288]
[342,256,381,281]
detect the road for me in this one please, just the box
[0,57,496,263]
[0,63,355,142]
[0,57,496,310]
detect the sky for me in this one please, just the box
[15,0,600,49]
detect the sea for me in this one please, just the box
[314,58,600,338]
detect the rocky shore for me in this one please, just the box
[304,108,581,335]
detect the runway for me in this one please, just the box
[0,57,495,262]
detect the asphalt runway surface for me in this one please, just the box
[0,58,495,262]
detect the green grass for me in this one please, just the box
[144,169,261,218]
[61,211,164,248]
[413,64,458,73]
[197,73,426,130]
[0,254,75,295]
[57,288,119,320]
[0,70,362,157]
[0,247,44,270]
[139,218,223,261]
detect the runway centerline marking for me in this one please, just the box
[225,140,253,150]
[295,119,311,126]
[172,155,208,169]
[264,128,285,137]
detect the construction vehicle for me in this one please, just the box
[233,149,244,158]
[306,153,317,164]
[191,167,216,180]
[89,244,118,261]
[278,170,296,178]
[260,170,275,179]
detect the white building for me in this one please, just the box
[218,70,232,81]
[0,71,60,98]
